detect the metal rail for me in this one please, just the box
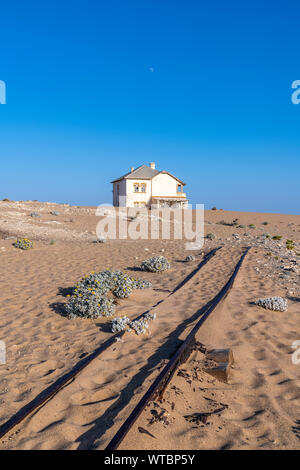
[106,247,250,450]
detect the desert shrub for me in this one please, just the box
[141,256,170,273]
[272,235,282,240]
[111,312,156,335]
[216,219,238,227]
[50,210,60,216]
[286,244,294,250]
[13,238,33,250]
[286,239,295,250]
[112,284,133,298]
[111,316,131,333]
[130,316,152,335]
[262,221,269,225]
[2,198,10,202]
[254,297,288,312]
[49,239,55,245]
[248,224,256,229]
[30,212,41,218]
[211,207,217,210]
[131,278,152,289]
[66,293,115,319]
[238,224,246,228]
[206,232,216,240]
[65,270,152,319]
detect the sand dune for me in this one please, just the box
[0,201,299,449]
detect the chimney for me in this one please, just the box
[130,167,134,172]
[149,162,155,169]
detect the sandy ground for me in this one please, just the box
[0,200,299,450]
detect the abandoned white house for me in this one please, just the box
[111,163,188,208]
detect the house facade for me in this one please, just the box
[111,163,188,208]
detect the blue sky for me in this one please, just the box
[0,1,299,213]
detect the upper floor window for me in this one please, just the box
[134,182,147,192]
[177,184,182,192]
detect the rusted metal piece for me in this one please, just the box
[0,248,219,441]
[106,247,250,450]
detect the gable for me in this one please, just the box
[152,171,185,186]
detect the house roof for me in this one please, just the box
[111,165,185,185]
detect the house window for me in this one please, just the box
[134,201,146,207]
[134,182,146,192]
[177,184,182,193]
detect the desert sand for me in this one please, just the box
[0,200,299,450]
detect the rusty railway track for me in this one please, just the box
[105,247,250,450]
[0,247,220,441]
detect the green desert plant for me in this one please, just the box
[272,235,282,240]
[286,239,295,250]
[248,224,256,229]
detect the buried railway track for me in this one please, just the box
[0,247,221,442]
